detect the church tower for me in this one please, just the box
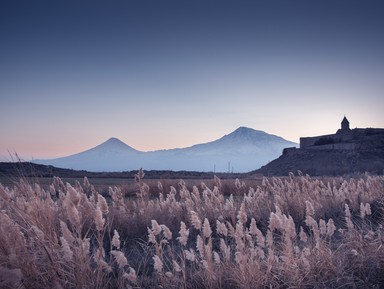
[341,116,350,131]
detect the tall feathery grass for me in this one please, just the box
[1,170,384,288]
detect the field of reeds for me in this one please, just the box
[1,170,384,288]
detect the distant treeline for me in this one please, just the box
[0,162,244,180]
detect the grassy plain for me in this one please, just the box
[0,175,264,196]
[1,171,383,288]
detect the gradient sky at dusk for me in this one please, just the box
[1,0,384,161]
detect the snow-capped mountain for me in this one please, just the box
[34,127,298,172]
[81,137,139,155]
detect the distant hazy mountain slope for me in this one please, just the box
[36,137,143,172]
[34,127,298,172]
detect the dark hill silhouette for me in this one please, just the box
[253,119,384,176]
[0,162,242,180]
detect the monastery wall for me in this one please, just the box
[299,134,335,148]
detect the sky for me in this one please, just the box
[1,0,384,161]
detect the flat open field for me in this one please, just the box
[0,161,259,196]
[0,175,264,197]
[1,171,384,288]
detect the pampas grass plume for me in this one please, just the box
[161,224,172,240]
[111,229,121,249]
[237,202,247,225]
[60,220,74,244]
[177,221,189,246]
[327,219,336,237]
[111,250,128,269]
[151,219,162,236]
[299,226,307,242]
[60,236,73,262]
[202,218,212,238]
[184,249,196,262]
[190,210,202,230]
[153,255,163,273]
[173,260,181,272]
[216,220,228,236]
[94,205,105,231]
[98,195,109,215]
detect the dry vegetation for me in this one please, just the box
[1,170,384,288]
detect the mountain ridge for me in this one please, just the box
[33,127,298,173]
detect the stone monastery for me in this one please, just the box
[282,117,384,157]
[298,117,384,150]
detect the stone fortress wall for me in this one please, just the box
[300,133,336,148]
[300,116,353,149]
[283,117,384,156]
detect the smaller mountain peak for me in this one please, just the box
[101,137,127,147]
[106,137,122,143]
[96,137,138,152]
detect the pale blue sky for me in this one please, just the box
[1,0,383,160]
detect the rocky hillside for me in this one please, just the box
[253,130,384,176]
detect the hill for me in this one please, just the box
[254,148,384,176]
[253,122,384,176]
[0,162,242,180]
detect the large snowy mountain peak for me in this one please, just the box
[34,127,298,172]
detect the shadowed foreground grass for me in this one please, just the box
[1,171,383,288]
